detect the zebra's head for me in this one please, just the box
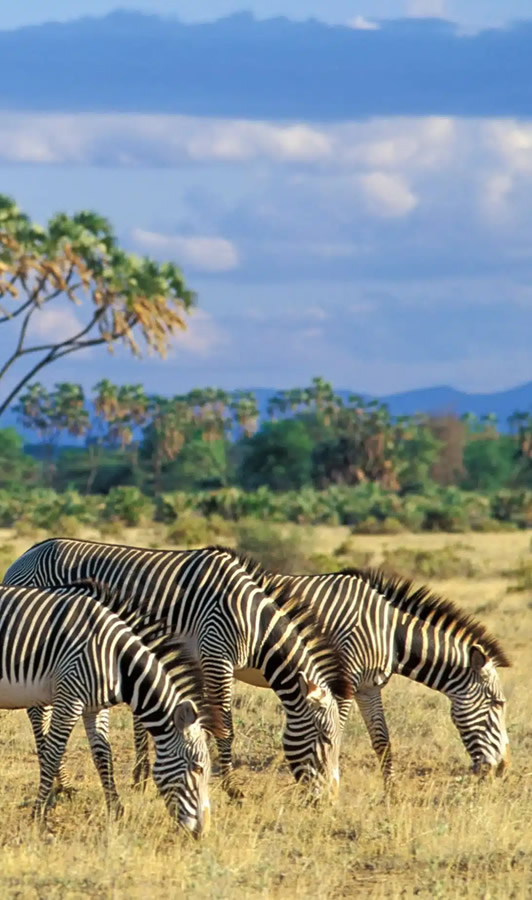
[152,699,213,838]
[449,645,509,777]
[282,672,342,798]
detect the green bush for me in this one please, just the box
[155,492,196,523]
[491,490,532,528]
[351,516,406,535]
[382,544,478,580]
[166,515,213,548]
[235,520,313,574]
[104,486,154,527]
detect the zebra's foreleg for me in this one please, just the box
[131,715,151,790]
[33,699,85,825]
[82,709,123,818]
[201,657,242,799]
[337,697,354,733]
[354,687,395,790]
[26,706,78,804]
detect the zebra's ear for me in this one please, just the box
[174,700,200,732]
[470,645,487,671]
[298,671,328,707]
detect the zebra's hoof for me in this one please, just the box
[56,786,79,802]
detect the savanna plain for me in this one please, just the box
[0,526,530,899]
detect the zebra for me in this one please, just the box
[3,539,352,799]
[0,582,220,835]
[223,557,511,788]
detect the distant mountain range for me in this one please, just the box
[249,382,532,424]
[3,382,531,445]
[0,10,531,119]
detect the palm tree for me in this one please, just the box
[148,395,191,494]
[14,383,56,484]
[51,382,89,439]
[230,391,259,438]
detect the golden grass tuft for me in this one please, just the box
[0,528,530,897]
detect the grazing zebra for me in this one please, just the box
[0,583,219,835]
[229,558,511,787]
[4,540,352,798]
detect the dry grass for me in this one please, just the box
[0,528,531,898]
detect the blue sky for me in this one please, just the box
[0,7,531,403]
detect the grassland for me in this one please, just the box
[0,528,530,899]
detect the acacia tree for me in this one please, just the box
[0,195,195,416]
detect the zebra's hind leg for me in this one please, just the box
[82,709,123,819]
[132,715,151,790]
[33,699,85,827]
[202,657,243,800]
[354,687,395,791]
[23,706,78,809]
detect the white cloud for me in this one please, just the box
[186,120,332,163]
[0,113,457,171]
[406,0,446,16]
[480,172,514,221]
[358,171,418,217]
[487,121,532,174]
[0,114,333,167]
[132,229,240,272]
[170,309,227,357]
[347,15,380,30]
[27,306,85,342]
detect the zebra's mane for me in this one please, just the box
[343,567,511,668]
[141,633,226,738]
[211,546,353,700]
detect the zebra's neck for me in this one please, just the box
[114,634,176,733]
[391,609,464,692]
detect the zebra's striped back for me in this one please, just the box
[0,583,216,834]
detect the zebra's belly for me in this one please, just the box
[0,675,53,709]
[234,667,270,689]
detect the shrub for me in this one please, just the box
[0,490,26,527]
[104,486,154,527]
[98,518,126,542]
[382,544,478,580]
[235,520,313,574]
[155,492,196,524]
[504,557,532,592]
[0,543,18,578]
[307,553,346,574]
[351,516,406,535]
[491,490,532,528]
[52,515,84,538]
[166,515,212,548]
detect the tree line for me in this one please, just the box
[1,375,530,497]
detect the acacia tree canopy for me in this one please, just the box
[0,195,196,416]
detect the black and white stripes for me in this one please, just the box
[4,539,352,798]
[0,583,218,835]
[235,560,511,786]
